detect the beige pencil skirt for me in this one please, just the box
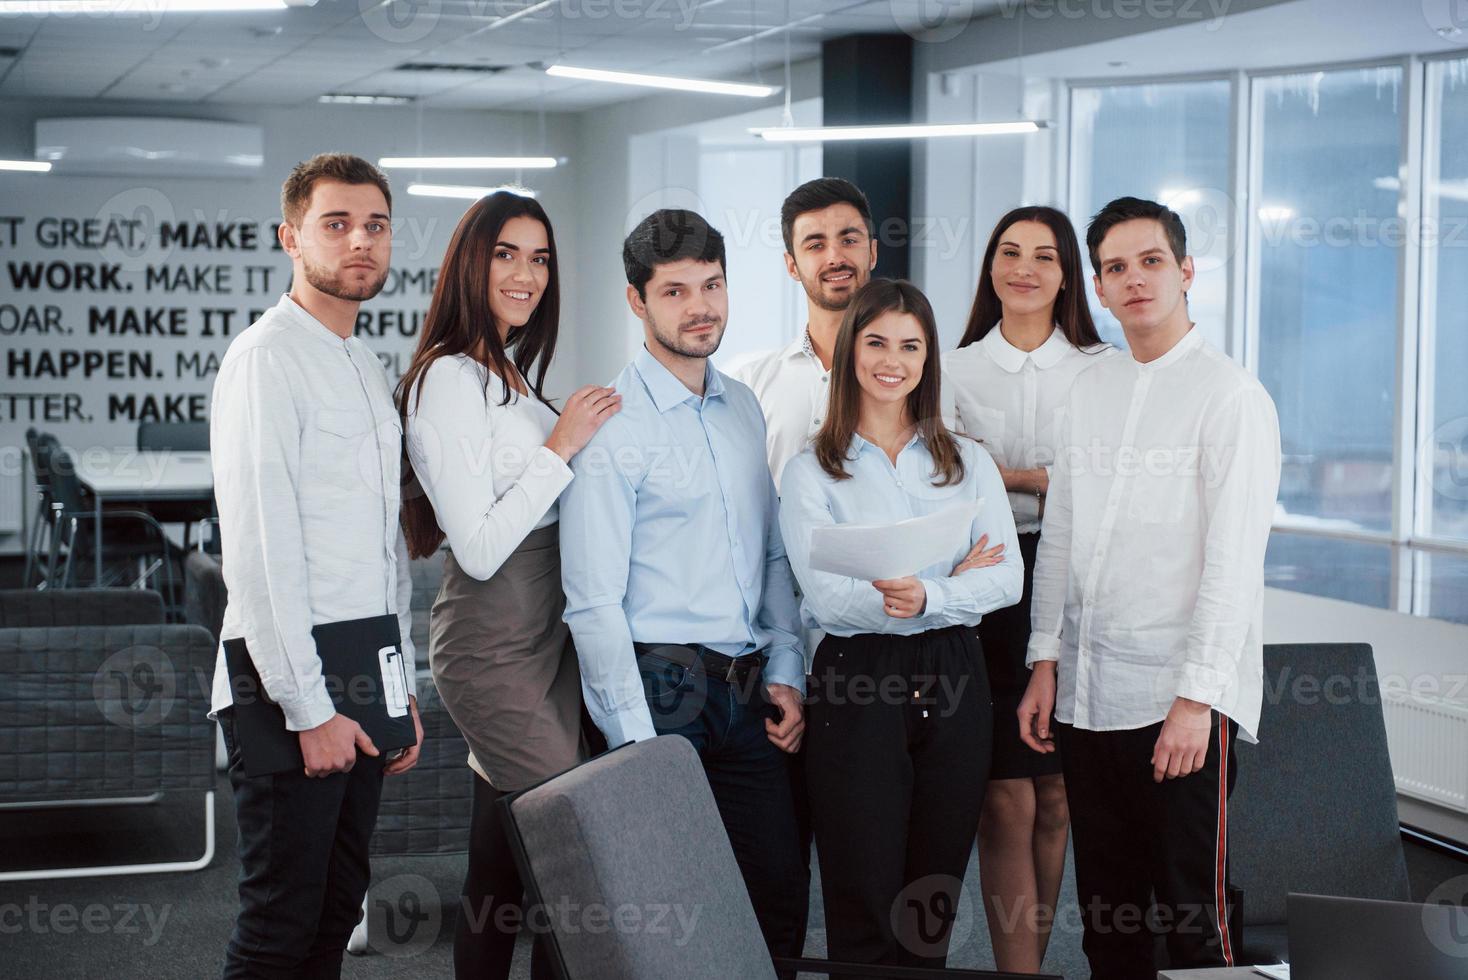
[428,523,587,791]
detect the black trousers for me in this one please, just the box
[454,772,552,980]
[1056,714,1240,980]
[219,709,383,980]
[638,648,809,973]
[805,627,992,977]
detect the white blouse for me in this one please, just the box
[404,353,572,581]
[940,325,1115,534]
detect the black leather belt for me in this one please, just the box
[633,642,767,686]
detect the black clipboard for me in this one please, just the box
[223,613,416,777]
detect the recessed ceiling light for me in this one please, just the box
[546,64,779,98]
[379,156,558,169]
[320,94,415,106]
[752,121,1045,142]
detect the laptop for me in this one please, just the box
[1286,892,1468,980]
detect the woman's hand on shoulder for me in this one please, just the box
[546,385,621,462]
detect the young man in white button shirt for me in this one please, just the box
[730,177,878,492]
[1017,197,1281,979]
[209,153,423,979]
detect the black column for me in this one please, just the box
[821,33,914,281]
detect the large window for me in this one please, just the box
[1069,80,1232,351]
[1068,58,1468,624]
[1422,59,1468,546]
[1251,66,1403,534]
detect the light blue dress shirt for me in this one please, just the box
[779,433,1024,637]
[560,346,806,747]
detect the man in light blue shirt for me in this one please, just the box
[559,208,808,971]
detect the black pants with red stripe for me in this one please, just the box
[1056,713,1239,980]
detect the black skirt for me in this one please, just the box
[977,531,1063,781]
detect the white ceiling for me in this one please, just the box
[0,0,1002,111]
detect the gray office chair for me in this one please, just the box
[502,736,1054,980]
[1228,643,1411,964]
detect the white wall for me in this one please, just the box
[0,98,578,545]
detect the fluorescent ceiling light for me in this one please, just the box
[752,121,1044,142]
[320,94,414,106]
[407,183,537,200]
[381,156,557,170]
[0,160,52,172]
[546,64,778,98]
[0,0,298,11]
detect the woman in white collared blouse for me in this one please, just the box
[780,278,1023,975]
[395,192,619,980]
[940,205,1115,975]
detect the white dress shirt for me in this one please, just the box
[209,293,416,731]
[780,434,1023,637]
[403,354,572,581]
[728,330,829,493]
[1025,327,1281,743]
[941,326,1115,533]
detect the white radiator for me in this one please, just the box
[1383,692,1468,813]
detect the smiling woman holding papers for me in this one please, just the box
[778,278,1022,977]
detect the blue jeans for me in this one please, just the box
[638,651,808,969]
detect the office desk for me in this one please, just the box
[72,449,213,582]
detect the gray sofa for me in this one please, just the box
[0,588,218,881]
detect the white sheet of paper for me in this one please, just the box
[1254,965,1290,980]
[809,499,981,582]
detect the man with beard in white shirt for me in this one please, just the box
[730,177,878,493]
[1017,196,1281,980]
[209,153,423,980]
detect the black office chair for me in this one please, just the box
[136,420,215,550]
[42,436,179,614]
[20,428,55,589]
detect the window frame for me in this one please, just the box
[1064,54,1468,626]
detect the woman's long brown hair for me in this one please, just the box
[958,205,1102,350]
[395,191,561,558]
[813,278,965,487]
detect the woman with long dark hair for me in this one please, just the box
[395,191,619,980]
[941,205,1113,974]
[779,278,1022,975]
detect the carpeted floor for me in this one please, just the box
[1,775,1462,979]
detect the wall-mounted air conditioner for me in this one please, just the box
[35,117,265,179]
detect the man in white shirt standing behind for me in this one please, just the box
[1017,196,1281,979]
[209,153,423,979]
[730,177,878,493]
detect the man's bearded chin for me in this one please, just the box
[303,259,388,302]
